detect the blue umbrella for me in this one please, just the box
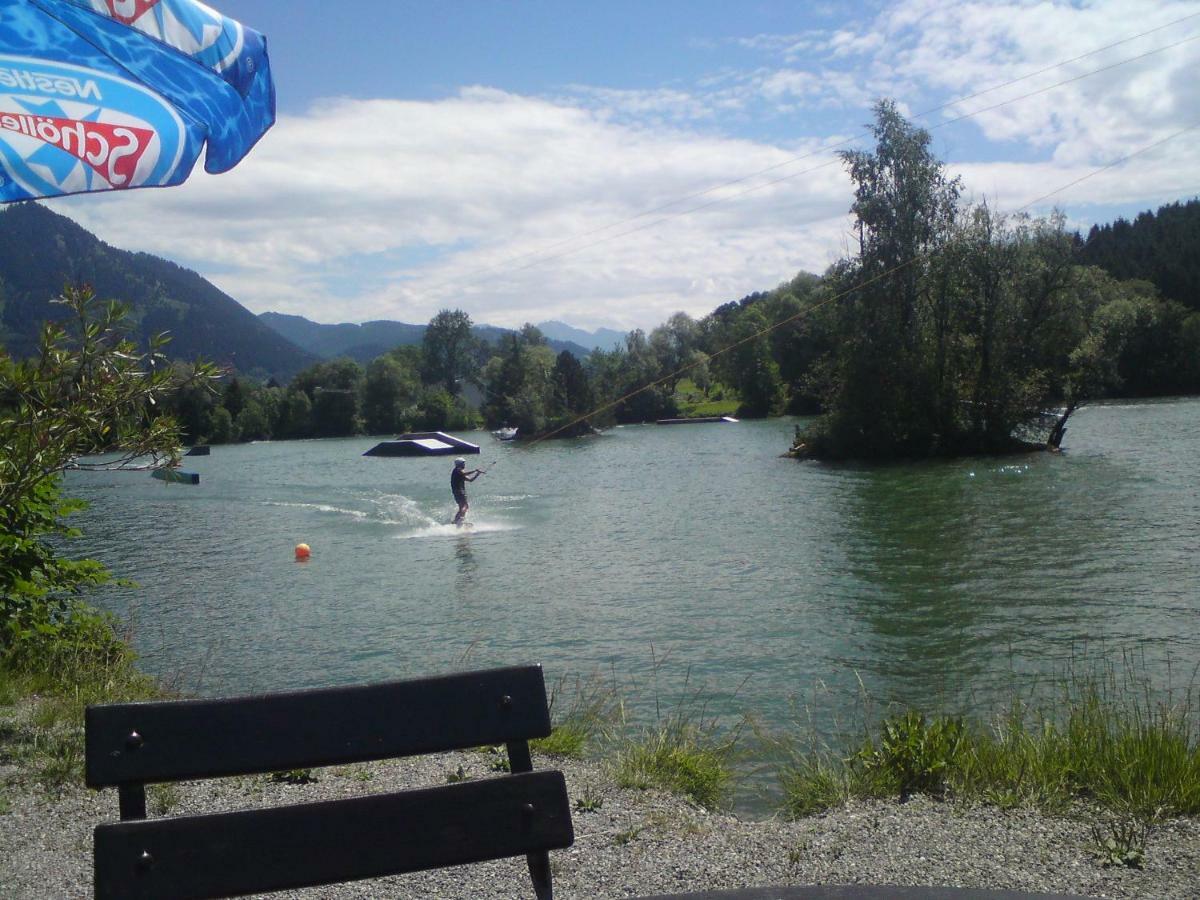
[0,0,274,201]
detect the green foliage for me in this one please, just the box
[796,103,1148,459]
[421,309,479,394]
[614,720,734,809]
[1079,197,1200,314]
[362,355,420,434]
[574,783,603,812]
[0,284,173,787]
[673,378,739,418]
[1090,819,1147,869]
[855,711,966,800]
[532,673,621,759]
[1,285,214,664]
[725,306,784,418]
[0,642,161,790]
[480,329,560,434]
[610,666,740,810]
[777,665,1200,823]
[777,752,851,818]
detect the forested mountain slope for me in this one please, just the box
[0,203,318,381]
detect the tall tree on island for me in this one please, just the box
[818,99,961,457]
[800,101,1126,460]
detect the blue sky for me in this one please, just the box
[53,0,1200,333]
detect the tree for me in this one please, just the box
[480,331,557,433]
[421,309,477,394]
[552,350,593,418]
[362,355,419,435]
[223,377,247,420]
[799,101,1127,459]
[274,387,312,439]
[235,398,271,441]
[649,312,698,395]
[726,306,784,417]
[292,359,363,437]
[1,285,215,664]
[817,99,962,457]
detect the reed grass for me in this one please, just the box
[607,654,744,810]
[532,672,621,759]
[777,658,1200,821]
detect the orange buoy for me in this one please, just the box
[295,542,311,560]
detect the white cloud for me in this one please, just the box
[56,89,854,331]
[49,0,1200,335]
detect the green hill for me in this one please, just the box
[258,313,594,362]
[0,202,318,381]
[1079,198,1200,310]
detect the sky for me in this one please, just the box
[47,0,1200,334]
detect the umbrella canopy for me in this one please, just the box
[0,0,275,201]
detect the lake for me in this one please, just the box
[68,398,1200,759]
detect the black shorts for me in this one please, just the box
[453,490,467,505]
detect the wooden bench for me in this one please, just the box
[84,664,574,899]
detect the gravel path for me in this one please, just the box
[3,747,1198,899]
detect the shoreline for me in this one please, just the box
[3,745,1198,899]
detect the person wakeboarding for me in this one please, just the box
[450,457,483,525]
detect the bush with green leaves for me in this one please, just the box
[1,284,215,673]
[855,711,966,801]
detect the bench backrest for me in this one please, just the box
[85,664,574,900]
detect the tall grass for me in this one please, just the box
[532,671,621,758]
[0,626,161,788]
[608,654,744,810]
[777,658,1200,820]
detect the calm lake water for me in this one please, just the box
[68,398,1200,760]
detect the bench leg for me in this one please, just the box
[527,850,552,900]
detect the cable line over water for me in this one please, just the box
[412,15,1200,298]
[494,121,1200,461]
[448,30,1200,306]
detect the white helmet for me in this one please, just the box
[454,457,466,466]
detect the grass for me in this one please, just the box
[574,783,603,811]
[613,719,736,809]
[608,658,743,810]
[0,638,162,790]
[777,660,1200,823]
[673,379,739,418]
[532,672,621,759]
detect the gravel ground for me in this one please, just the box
[2,746,1199,899]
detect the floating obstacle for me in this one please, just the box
[363,432,481,457]
[152,468,200,485]
[185,445,211,456]
[656,416,739,425]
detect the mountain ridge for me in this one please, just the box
[0,202,319,381]
[257,312,596,362]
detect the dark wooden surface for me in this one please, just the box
[93,771,573,900]
[85,664,549,786]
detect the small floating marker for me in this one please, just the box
[295,543,311,561]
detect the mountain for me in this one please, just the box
[258,312,425,363]
[259,313,593,362]
[0,203,318,381]
[536,320,627,351]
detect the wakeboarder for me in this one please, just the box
[450,457,483,525]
